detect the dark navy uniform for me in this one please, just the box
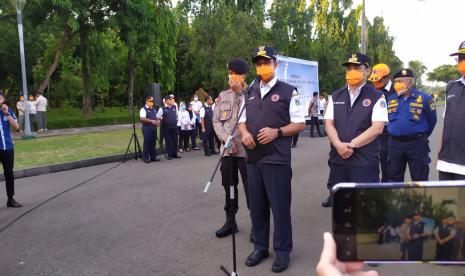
[408,220,425,260]
[435,224,454,261]
[387,88,437,181]
[161,105,179,158]
[140,105,158,161]
[201,104,216,156]
[242,79,300,257]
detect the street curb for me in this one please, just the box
[1,154,127,181]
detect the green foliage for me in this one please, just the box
[427,64,460,84]
[408,60,428,88]
[46,107,131,129]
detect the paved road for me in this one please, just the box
[1,106,464,275]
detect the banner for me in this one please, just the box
[275,55,319,111]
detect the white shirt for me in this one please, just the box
[384,80,393,92]
[16,101,25,115]
[324,84,388,122]
[239,76,306,123]
[28,101,37,114]
[199,104,214,118]
[190,100,203,117]
[35,95,47,112]
[318,98,326,111]
[437,77,465,175]
[179,110,195,130]
[139,105,158,119]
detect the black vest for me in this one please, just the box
[438,225,452,240]
[438,80,465,165]
[203,105,213,126]
[162,105,177,129]
[141,105,157,131]
[330,85,383,167]
[246,80,294,164]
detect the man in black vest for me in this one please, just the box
[437,41,465,180]
[200,96,217,156]
[139,96,161,163]
[368,63,396,182]
[322,53,387,207]
[239,46,306,273]
[434,217,455,261]
[159,95,181,160]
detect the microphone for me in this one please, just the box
[237,76,261,97]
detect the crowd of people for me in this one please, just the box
[2,39,465,275]
[15,92,48,132]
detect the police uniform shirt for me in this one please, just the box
[323,83,388,122]
[0,109,18,150]
[437,76,465,175]
[239,75,306,124]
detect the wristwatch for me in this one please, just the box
[277,128,283,138]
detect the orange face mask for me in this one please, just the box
[394,82,407,95]
[146,101,154,108]
[373,81,385,90]
[457,60,465,77]
[256,64,275,81]
[228,73,245,83]
[345,69,364,86]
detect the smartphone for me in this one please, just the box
[332,181,465,264]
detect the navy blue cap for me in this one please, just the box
[393,68,414,79]
[342,53,371,67]
[228,58,249,74]
[450,41,465,56]
[252,46,277,63]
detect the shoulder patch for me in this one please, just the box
[428,100,436,111]
[380,98,387,108]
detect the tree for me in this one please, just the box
[408,60,427,88]
[427,64,460,84]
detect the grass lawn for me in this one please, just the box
[14,129,145,169]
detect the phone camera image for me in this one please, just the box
[333,185,465,263]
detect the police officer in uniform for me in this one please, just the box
[387,68,437,182]
[434,217,455,261]
[322,53,387,207]
[140,96,161,163]
[437,41,465,180]
[0,91,22,208]
[368,63,396,182]
[200,96,217,156]
[407,211,428,261]
[212,58,251,240]
[158,95,181,160]
[238,46,306,273]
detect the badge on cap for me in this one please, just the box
[271,94,280,102]
[348,54,358,63]
[362,99,372,107]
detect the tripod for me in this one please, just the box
[123,105,142,162]
[204,77,259,276]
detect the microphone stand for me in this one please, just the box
[204,77,259,276]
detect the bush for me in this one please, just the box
[45,107,134,129]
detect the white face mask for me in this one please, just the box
[180,105,186,110]
[194,97,198,101]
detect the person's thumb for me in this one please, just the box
[320,232,337,264]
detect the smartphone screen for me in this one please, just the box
[332,182,465,264]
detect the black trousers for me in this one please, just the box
[142,128,157,161]
[179,130,192,150]
[163,127,178,158]
[292,134,299,146]
[439,171,465,180]
[1,150,15,198]
[202,125,215,155]
[388,136,430,182]
[309,116,322,137]
[221,156,249,217]
[379,133,389,182]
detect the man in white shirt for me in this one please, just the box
[190,95,203,150]
[16,95,25,132]
[28,95,37,131]
[322,53,387,208]
[35,92,48,131]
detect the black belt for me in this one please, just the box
[391,133,425,142]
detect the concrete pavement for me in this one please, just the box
[0,106,464,275]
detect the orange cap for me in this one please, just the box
[368,63,390,82]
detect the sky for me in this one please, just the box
[357,0,464,74]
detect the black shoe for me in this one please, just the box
[172,155,182,159]
[291,144,296,148]
[272,255,290,273]
[205,153,212,156]
[215,220,238,238]
[7,198,22,208]
[193,147,200,151]
[322,195,332,208]
[245,250,269,267]
[250,229,256,243]
[143,158,151,163]
[151,158,161,162]
[166,156,172,160]
[211,151,219,155]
